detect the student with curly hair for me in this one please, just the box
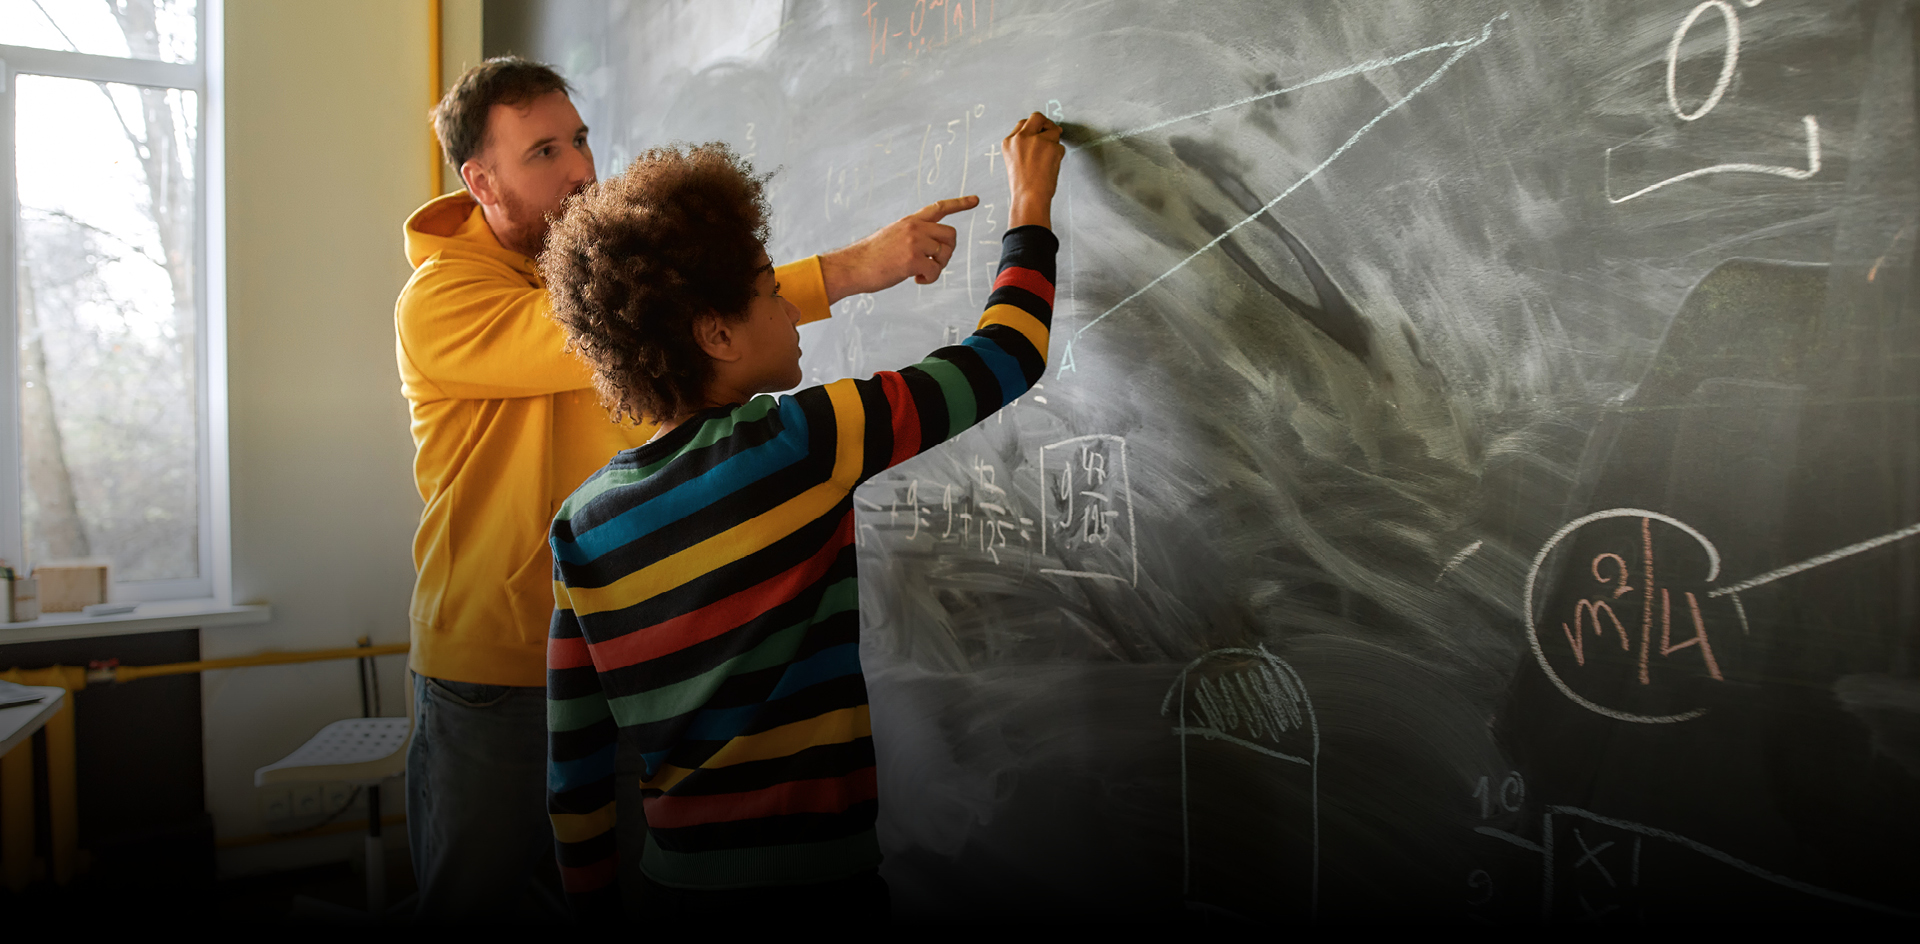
[396,57,974,917]
[542,112,1064,919]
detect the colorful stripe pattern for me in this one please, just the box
[547,227,1057,906]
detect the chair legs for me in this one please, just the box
[365,783,385,912]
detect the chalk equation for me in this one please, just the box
[1469,804,1912,922]
[1603,0,1821,204]
[861,432,1143,586]
[863,0,996,66]
[1037,434,1139,587]
[872,452,1035,565]
[1161,646,1320,919]
[1525,508,1920,723]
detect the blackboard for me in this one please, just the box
[488,0,1919,922]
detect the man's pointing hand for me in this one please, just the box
[820,195,980,303]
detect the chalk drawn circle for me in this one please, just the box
[1523,508,1721,724]
[1667,1,1742,122]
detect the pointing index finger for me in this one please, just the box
[914,194,980,222]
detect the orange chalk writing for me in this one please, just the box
[862,0,996,65]
[1557,516,1724,685]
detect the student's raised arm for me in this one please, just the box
[793,113,1065,489]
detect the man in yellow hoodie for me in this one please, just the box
[397,58,976,918]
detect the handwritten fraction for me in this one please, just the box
[1524,508,1920,723]
[1037,434,1139,586]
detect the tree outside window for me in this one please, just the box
[6,0,206,588]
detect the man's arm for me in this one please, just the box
[399,255,832,400]
[817,196,979,304]
[398,258,595,399]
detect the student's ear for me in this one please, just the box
[691,313,741,362]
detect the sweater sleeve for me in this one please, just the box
[795,225,1058,488]
[546,588,623,916]
[399,256,832,401]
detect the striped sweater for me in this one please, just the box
[546,225,1057,904]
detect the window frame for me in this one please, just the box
[0,0,229,605]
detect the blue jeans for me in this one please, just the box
[406,672,563,921]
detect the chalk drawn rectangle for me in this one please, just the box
[1038,434,1137,587]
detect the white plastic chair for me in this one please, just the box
[255,682,411,913]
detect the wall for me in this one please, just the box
[441,0,486,196]
[209,0,447,877]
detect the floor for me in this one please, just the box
[2,829,579,924]
[1,838,424,924]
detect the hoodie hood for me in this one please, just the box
[402,191,538,279]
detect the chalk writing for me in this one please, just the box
[1161,646,1320,918]
[908,103,1000,303]
[1604,0,1820,204]
[1472,804,1913,921]
[1472,771,1526,820]
[1527,509,1920,723]
[1037,434,1138,586]
[823,159,875,224]
[877,456,1035,566]
[1463,768,1531,913]
[863,0,995,66]
[1525,509,1725,724]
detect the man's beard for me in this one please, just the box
[495,186,552,259]
[496,180,592,259]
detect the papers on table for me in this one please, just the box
[0,678,50,710]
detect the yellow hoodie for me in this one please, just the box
[396,191,831,686]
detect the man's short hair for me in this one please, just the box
[542,143,771,426]
[431,57,573,169]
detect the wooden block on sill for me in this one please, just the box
[35,562,109,614]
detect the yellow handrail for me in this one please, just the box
[89,643,410,684]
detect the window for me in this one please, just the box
[1,0,225,603]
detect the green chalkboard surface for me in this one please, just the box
[490,0,1918,922]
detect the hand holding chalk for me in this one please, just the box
[1004,112,1065,231]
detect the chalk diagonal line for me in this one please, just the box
[1436,539,1484,583]
[1081,34,1479,149]
[1078,12,1509,337]
[1709,520,1920,598]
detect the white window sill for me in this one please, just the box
[0,600,271,645]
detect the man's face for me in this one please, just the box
[463,90,595,257]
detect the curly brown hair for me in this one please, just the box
[542,144,771,425]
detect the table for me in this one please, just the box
[3,685,66,890]
[0,686,64,757]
